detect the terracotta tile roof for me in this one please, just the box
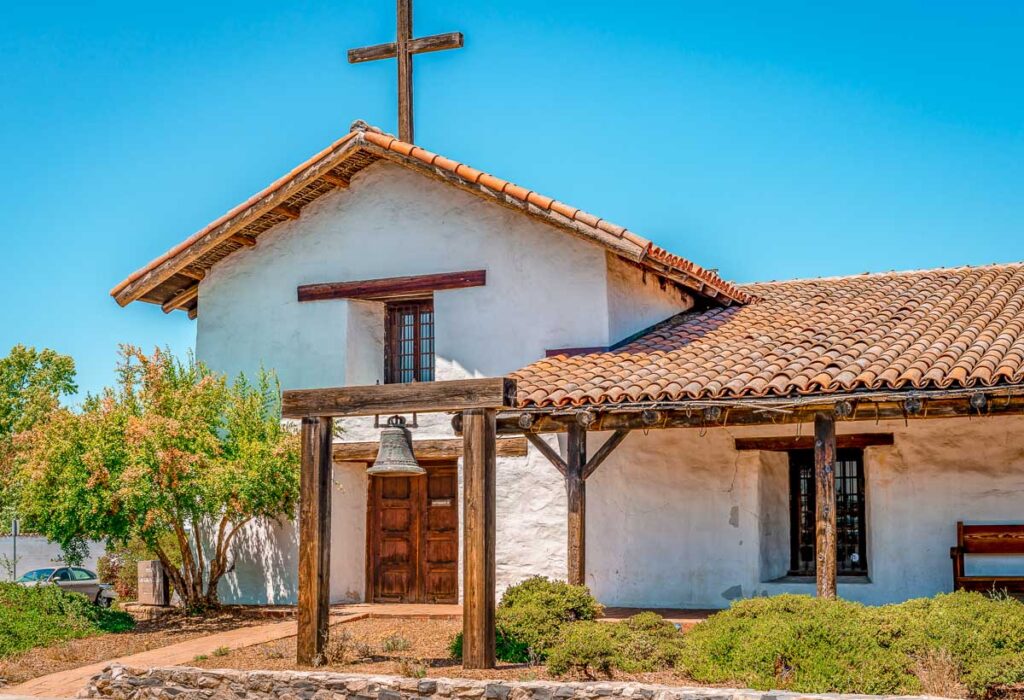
[112,122,750,313]
[513,263,1024,407]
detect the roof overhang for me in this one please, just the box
[111,122,752,317]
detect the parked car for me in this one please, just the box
[16,566,116,607]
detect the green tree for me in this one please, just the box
[0,345,77,533]
[15,346,300,610]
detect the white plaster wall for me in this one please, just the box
[200,161,661,604]
[583,415,1024,608]
[605,253,694,343]
[197,161,616,389]
[0,536,104,582]
[223,461,367,604]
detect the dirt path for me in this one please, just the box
[5,612,365,698]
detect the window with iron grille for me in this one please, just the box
[788,448,867,576]
[385,299,434,384]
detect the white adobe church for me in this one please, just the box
[111,118,1024,612]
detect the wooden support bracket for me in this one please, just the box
[524,433,567,477]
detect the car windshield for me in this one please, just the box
[17,568,55,582]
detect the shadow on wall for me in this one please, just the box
[222,517,299,605]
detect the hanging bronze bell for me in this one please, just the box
[367,415,425,476]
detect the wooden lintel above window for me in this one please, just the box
[297,269,486,303]
[334,436,527,463]
[734,433,894,452]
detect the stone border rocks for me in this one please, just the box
[80,665,951,700]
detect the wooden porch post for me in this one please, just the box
[814,412,837,599]
[566,423,587,586]
[297,416,333,665]
[462,408,496,669]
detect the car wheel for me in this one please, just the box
[96,594,112,608]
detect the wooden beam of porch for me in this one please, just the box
[296,417,333,666]
[462,408,496,669]
[334,436,527,463]
[814,412,837,600]
[735,433,893,451]
[566,423,586,587]
[495,389,1024,434]
[282,377,516,419]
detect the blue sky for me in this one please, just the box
[1,1,1022,397]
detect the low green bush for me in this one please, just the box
[607,612,686,673]
[449,576,603,663]
[676,591,1024,698]
[546,622,617,678]
[545,612,686,677]
[0,582,134,658]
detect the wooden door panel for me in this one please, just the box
[369,464,458,604]
[422,466,459,603]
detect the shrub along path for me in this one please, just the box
[3,603,710,698]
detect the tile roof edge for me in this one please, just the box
[742,261,1024,288]
[111,120,749,307]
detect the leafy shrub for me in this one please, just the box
[607,612,685,673]
[450,576,603,663]
[676,591,1024,698]
[448,628,531,664]
[0,582,134,657]
[546,622,617,678]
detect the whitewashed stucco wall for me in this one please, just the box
[201,160,688,604]
[586,414,1024,608]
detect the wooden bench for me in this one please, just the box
[951,521,1024,593]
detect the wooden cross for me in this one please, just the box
[348,0,463,143]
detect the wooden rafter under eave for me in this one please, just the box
[162,285,198,314]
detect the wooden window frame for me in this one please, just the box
[788,448,868,577]
[384,298,435,384]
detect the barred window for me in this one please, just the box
[789,449,867,576]
[385,299,434,384]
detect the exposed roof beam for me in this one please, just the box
[230,234,258,247]
[321,172,350,188]
[162,285,198,314]
[274,204,301,220]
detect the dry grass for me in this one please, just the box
[0,609,271,687]
[190,617,681,684]
[912,649,969,700]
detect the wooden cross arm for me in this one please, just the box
[348,32,464,63]
[525,428,631,480]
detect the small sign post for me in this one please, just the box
[11,518,18,582]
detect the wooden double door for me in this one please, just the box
[367,463,459,603]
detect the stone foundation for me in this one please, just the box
[81,665,941,700]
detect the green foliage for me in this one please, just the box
[546,622,617,678]
[496,576,604,659]
[542,612,685,677]
[448,628,531,664]
[0,581,133,658]
[0,345,77,534]
[676,591,1024,698]
[606,612,686,673]
[449,577,602,663]
[14,346,300,610]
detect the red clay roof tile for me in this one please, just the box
[512,263,1024,406]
